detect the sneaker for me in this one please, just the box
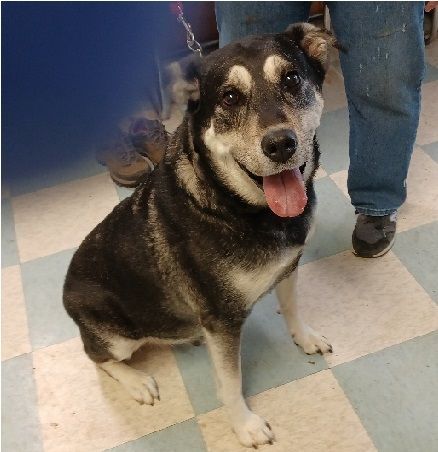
[352,212,397,258]
[97,134,154,188]
[129,118,168,166]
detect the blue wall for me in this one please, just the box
[2,2,166,190]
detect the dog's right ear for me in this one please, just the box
[164,54,201,114]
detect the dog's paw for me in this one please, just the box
[123,371,160,406]
[233,412,274,448]
[292,325,332,355]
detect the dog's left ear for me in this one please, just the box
[285,23,341,70]
[163,54,201,115]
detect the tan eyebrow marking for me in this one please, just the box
[263,55,289,83]
[227,65,252,93]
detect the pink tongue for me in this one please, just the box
[263,169,307,217]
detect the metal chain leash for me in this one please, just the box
[172,2,203,57]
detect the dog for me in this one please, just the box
[63,23,337,448]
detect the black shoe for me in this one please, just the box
[352,213,397,258]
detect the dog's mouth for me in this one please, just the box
[238,162,308,218]
[238,163,264,187]
[238,163,307,186]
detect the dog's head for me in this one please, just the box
[181,23,337,217]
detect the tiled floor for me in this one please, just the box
[2,41,438,452]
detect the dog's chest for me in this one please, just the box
[231,247,301,304]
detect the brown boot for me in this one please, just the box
[129,118,168,165]
[97,135,154,188]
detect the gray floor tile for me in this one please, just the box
[241,292,327,395]
[2,180,11,199]
[333,332,438,452]
[174,292,327,415]
[1,198,19,267]
[109,419,207,452]
[115,184,135,201]
[301,177,356,265]
[317,108,350,175]
[173,342,219,415]
[21,249,79,350]
[424,62,438,84]
[393,221,438,303]
[2,354,43,452]
[9,152,105,196]
[420,141,438,163]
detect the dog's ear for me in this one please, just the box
[285,23,341,69]
[163,54,201,115]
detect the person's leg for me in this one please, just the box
[328,2,425,256]
[329,2,424,214]
[216,1,311,47]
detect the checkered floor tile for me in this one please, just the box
[2,41,438,452]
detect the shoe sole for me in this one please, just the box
[110,174,143,188]
[108,156,155,188]
[352,235,396,259]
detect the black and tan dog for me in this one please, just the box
[64,23,336,448]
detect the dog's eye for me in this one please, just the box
[222,90,239,107]
[283,71,301,89]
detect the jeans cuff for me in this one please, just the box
[354,207,398,216]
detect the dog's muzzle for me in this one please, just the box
[261,129,297,163]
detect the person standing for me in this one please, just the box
[216,1,435,257]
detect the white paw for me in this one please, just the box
[122,370,160,405]
[292,325,332,355]
[233,412,275,448]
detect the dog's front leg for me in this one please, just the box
[276,267,332,355]
[202,318,274,448]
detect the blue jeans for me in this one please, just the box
[216,2,425,215]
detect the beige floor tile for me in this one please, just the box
[297,251,438,367]
[33,337,194,452]
[198,370,376,452]
[399,147,438,231]
[323,66,347,113]
[328,170,348,194]
[417,80,438,146]
[426,39,438,68]
[330,148,438,232]
[12,173,119,262]
[1,266,31,360]
[315,166,328,180]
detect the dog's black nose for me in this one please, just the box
[261,129,297,163]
